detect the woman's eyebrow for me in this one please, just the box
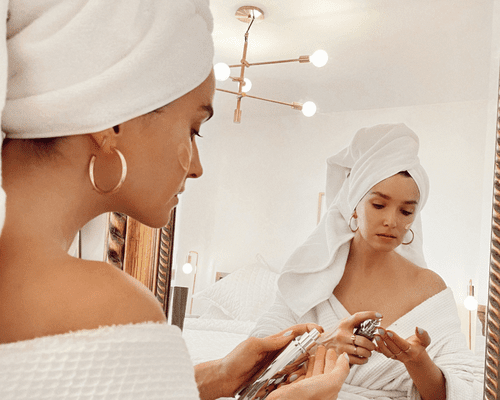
[370,191,418,205]
[370,191,390,200]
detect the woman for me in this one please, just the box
[250,124,483,400]
[0,1,350,399]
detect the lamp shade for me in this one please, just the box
[464,295,478,311]
[182,262,193,274]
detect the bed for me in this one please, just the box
[180,259,488,368]
[181,260,278,365]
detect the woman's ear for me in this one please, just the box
[90,126,120,154]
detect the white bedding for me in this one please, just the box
[182,260,278,366]
[182,318,256,365]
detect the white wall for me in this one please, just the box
[175,96,494,323]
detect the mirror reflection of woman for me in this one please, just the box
[251,124,483,400]
[0,1,350,399]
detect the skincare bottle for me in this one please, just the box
[237,328,320,400]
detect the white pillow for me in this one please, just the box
[193,262,278,322]
[199,305,233,320]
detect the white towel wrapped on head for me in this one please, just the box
[279,123,430,318]
[3,0,214,138]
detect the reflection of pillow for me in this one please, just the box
[199,305,232,320]
[193,262,278,322]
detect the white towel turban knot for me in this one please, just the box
[279,123,430,318]
[2,0,214,138]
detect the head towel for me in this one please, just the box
[278,123,430,318]
[2,0,214,138]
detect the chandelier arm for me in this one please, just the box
[216,88,301,109]
[229,57,309,68]
[244,93,300,108]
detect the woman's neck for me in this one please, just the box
[0,137,105,259]
[347,234,397,274]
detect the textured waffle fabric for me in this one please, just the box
[0,322,200,399]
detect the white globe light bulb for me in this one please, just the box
[301,101,317,117]
[310,50,328,68]
[242,78,252,93]
[463,296,478,311]
[182,262,193,274]
[214,62,230,81]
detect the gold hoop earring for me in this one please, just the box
[349,215,358,232]
[89,148,127,195]
[402,229,414,245]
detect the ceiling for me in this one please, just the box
[210,0,496,119]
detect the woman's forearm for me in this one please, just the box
[194,359,229,400]
[405,352,446,400]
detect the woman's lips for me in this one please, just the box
[377,233,396,239]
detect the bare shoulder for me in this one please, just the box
[0,257,166,343]
[32,258,167,338]
[417,268,447,293]
[400,257,447,298]
[71,259,167,326]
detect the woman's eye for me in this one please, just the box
[372,204,384,209]
[401,210,413,216]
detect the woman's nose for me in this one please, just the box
[383,211,397,227]
[187,140,203,179]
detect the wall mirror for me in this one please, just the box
[95,1,500,398]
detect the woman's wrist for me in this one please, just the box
[194,358,231,400]
[403,347,432,369]
[403,350,446,400]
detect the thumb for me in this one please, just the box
[330,352,350,382]
[259,331,296,352]
[415,327,431,348]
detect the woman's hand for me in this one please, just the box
[219,323,324,398]
[322,311,381,365]
[374,326,431,364]
[267,346,350,400]
[374,327,446,400]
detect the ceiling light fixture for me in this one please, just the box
[215,6,328,123]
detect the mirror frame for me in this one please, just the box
[104,210,176,317]
[484,69,500,400]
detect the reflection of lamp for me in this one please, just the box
[216,5,328,123]
[464,279,478,349]
[182,251,198,314]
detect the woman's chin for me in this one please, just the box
[122,204,177,229]
[368,240,400,253]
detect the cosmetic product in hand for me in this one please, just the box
[237,328,320,400]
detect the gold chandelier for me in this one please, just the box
[215,6,328,123]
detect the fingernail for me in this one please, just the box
[289,374,298,382]
[375,312,383,318]
[387,332,393,338]
[283,331,292,337]
[377,328,385,335]
[417,327,424,335]
[343,352,349,361]
[375,336,381,342]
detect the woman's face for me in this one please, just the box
[119,71,215,228]
[354,173,420,252]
